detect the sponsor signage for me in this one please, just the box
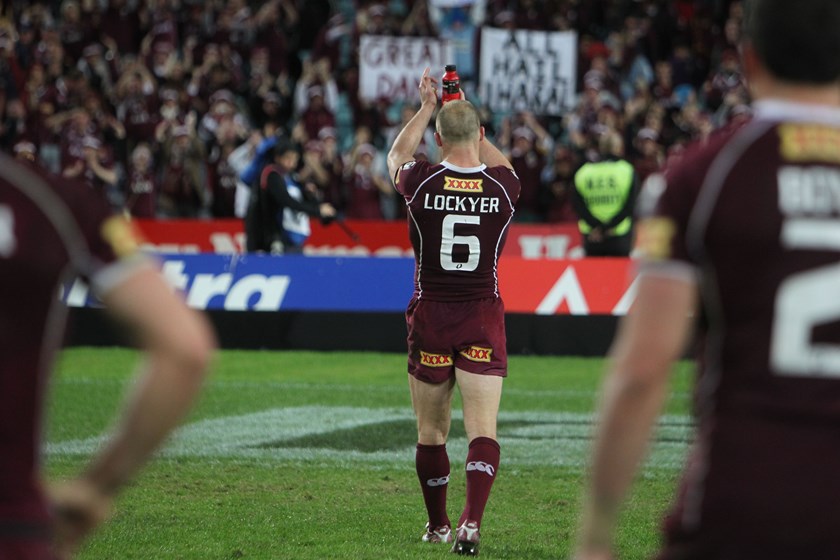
[500,258,636,315]
[132,219,585,259]
[64,255,636,315]
[63,254,414,312]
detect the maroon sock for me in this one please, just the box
[458,437,500,528]
[416,443,451,528]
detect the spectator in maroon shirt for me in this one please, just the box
[296,85,337,144]
[124,142,158,218]
[62,135,119,203]
[705,48,748,111]
[35,25,66,86]
[158,122,209,218]
[211,0,253,61]
[198,89,249,151]
[77,43,116,99]
[249,89,289,132]
[651,60,675,105]
[501,113,552,222]
[47,106,96,171]
[208,140,239,218]
[344,142,392,220]
[47,68,90,115]
[143,40,178,84]
[630,127,664,184]
[294,58,338,117]
[316,127,347,212]
[58,0,95,64]
[312,13,352,75]
[539,144,579,223]
[99,0,143,55]
[13,22,38,72]
[146,8,178,55]
[253,0,296,77]
[20,63,52,120]
[115,65,161,145]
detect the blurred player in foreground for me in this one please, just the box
[574,0,840,558]
[0,154,216,559]
[387,68,520,556]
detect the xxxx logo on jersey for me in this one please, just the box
[779,124,840,163]
[420,351,453,367]
[460,346,492,363]
[444,176,483,193]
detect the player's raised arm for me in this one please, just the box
[478,135,514,170]
[387,67,438,184]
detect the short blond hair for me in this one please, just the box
[435,100,481,145]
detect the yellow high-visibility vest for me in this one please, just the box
[574,160,635,235]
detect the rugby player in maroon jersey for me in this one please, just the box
[0,154,215,559]
[574,1,840,558]
[387,68,520,556]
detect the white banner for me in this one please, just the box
[359,35,453,102]
[429,0,476,6]
[479,27,577,116]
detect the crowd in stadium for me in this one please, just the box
[0,0,744,223]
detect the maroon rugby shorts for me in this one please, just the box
[405,297,507,383]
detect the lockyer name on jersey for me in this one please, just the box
[423,193,501,214]
[422,175,501,213]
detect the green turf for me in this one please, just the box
[45,348,694,559]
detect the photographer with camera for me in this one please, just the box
[244,134,336,254]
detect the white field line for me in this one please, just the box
[47,406,692,470]
[55,377,692,400]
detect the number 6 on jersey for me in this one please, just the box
[441,214,480,271]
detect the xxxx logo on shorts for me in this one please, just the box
[420,351,453,367]
[443,176,483,193]
[460,346,492,363]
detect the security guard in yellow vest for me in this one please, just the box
[572,132,638,256]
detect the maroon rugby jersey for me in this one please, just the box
[639,100,840,555]
[0,156,143,529]
[395,160,520,301]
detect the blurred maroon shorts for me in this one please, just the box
[405,297,508,383]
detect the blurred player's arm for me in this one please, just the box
[52,264,216,556]
[387,67,438,184]
[573,271,696,560]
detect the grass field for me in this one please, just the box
[46,348,695,559]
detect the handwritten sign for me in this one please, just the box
[359,35,454,102]
[479,27,577,116]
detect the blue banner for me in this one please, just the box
[64,254,416,312]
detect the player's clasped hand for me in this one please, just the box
[49,479,113,559]
[418,67,438,108]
